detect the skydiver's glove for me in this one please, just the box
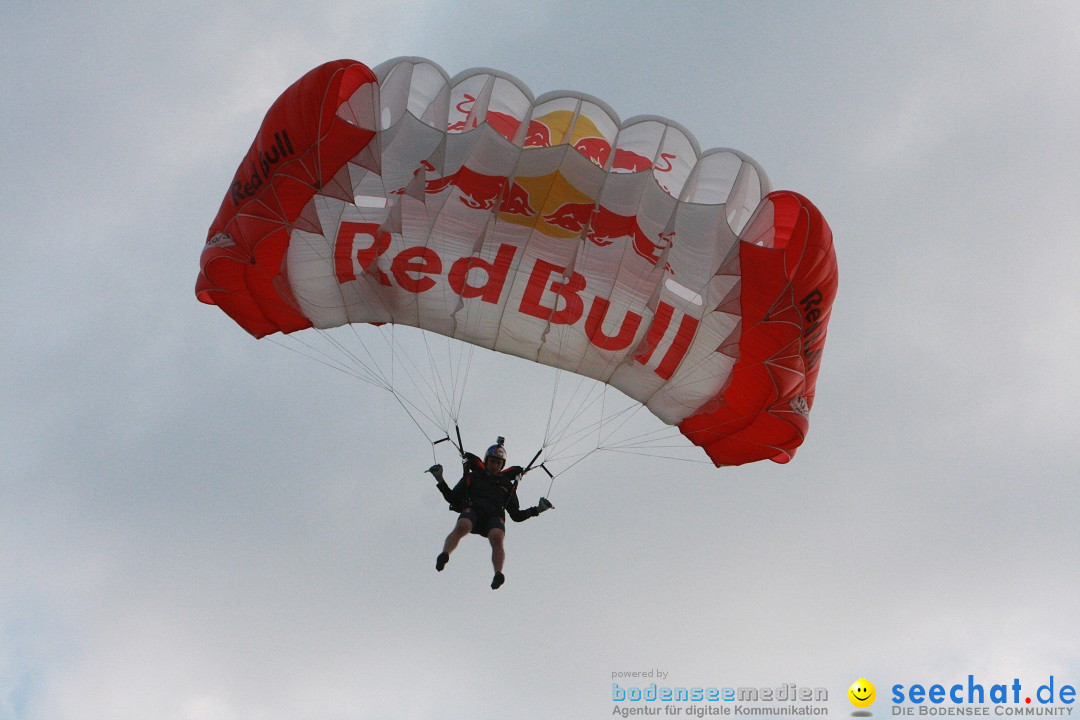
[427,464,444,482]
[537,497,553,513]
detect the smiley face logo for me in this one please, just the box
[848,679,876,708]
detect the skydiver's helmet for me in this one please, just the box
[485,437,507,473]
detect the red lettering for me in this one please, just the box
[655,314,699,380]
[520,258,585,325]
[331,234,685,364]
[633,302,674,365]
[335,221,390,286]
[632,302,698,380]
[448,244,518,303]
[391,246,441,293]
[585,297,642,351]
[799,289,823,309]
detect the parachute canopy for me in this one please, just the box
[197,57,838,467]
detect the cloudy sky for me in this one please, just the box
[3,2,1079,719]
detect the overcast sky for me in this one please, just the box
[3,2,1079,719]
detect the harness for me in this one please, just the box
[460,453,521,511]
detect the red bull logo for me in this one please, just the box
[522,109,578,148]
[423,165,674,267]
[522,109,612,170]
[612,147,654,172]
[521,110,674,175]
[524,118,552,148]
[447,93,522,141]
[332,222,696,380]
[572,136,610,166]
[567,139,659,174]
[542,201,594,233]
[425,166,507,211]
[423,165,536,217]
[537,199,674,267]
[586,207,674,267]
[431,106,682,237]
[500,181,536,216]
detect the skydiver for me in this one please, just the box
[428,437,553,590]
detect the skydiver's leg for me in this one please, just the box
[442,516,473,555]
[488,527,506,589]
[437,515,473,571]
[488,528,505,574]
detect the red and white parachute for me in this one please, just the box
[197,58,837,468]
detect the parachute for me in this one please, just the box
[196,57,837,468]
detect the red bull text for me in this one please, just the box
[333,222,697,381]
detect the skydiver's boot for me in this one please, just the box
[491,571,505,590]
[436,552,449,572]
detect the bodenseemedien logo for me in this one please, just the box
[609,673,829,717]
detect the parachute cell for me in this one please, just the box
[197,58,838,466]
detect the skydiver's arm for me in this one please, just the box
[508,492,553,521]
[430,464,465,510]
[436,477,458,507]
[505,488,540,522]
[444,477,470,512]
